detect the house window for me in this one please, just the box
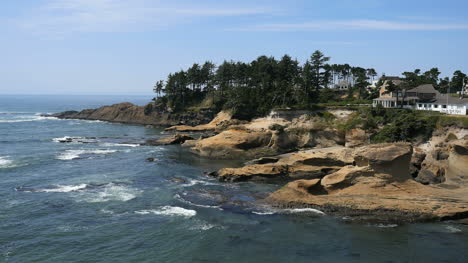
[442,105,447,109]
[433,104,438,108]
[418,104,422,107]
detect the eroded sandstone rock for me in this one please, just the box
[144,134,194,146]
[208,147,353,182]
[165,111,232,132]
[267,143,468,223]
[190,129,274,159]
[345,128,368,148]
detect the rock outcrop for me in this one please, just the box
[165,111,233,132]
[446,144,468,186]
[143,134,194,146]
[184,114,345,160]
[345,128,368,148]
[190,129,274,159]
[267,143,468,223]
[49,102,215,127]
[208,146,354,182]
[414,127,468,185]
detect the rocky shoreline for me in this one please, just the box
[50,104,468,223]
[47,102,215,127]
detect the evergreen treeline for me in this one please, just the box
[151,50,467,119]
[152,51,376,118]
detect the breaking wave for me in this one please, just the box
[56,149,117,160]
[281,208,326,215]
[16,182,140,203]
[32,184,88,193]
[135,206,196,218]
[0,156,15,169]
[174,193,221,209]
[77,183,140,203]
[0,115,58,123]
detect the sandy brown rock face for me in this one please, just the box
[267,143,468,223]
[353,143,412,181]
[345,128,368,148]
[165,111,232,132]
[320,166,375,190]
[446,144,468,186]
[213,164,288,182]
[190,129,274,159]
[144,134,194,146]
[208,147,353,182]
[166,112,347,160]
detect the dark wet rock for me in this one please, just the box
[49,102,215,127]
[433,149,450,161]
[245,157,279,165]
[144,134,194,146]
[169,178,187,183]
[145,158,156,162]
[415,168,445,185]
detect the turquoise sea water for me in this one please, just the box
[0,95,466,263]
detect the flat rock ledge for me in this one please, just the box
[265,143,468,223]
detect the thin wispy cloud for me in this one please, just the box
[230,19,468,31]
[18,0,273,36]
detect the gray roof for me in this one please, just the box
[407,84,438,94]
[434,94,468,105]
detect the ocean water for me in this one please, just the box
[0,95,466,263]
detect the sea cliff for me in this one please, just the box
[50,104,468,223]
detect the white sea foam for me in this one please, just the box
[79,119,103,123]
[0,112,36,114]
[283,208,326,215]
[0,156,14,168]
[0,115,58,123]
[189,222,217,231]
[182,179,218,187]
[174,193,221,209]
[252,211,276,215]
[56,149,117,160]
[52,136,86,143]
[78,184,140,203]
[374,224,398,228]
[135,206,196,218]
[37,184,88,193]
[445,225,462,233]
[100,143,140,147]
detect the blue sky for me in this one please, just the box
[1,0,468,95]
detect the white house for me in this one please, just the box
[333,80,351,90]
[415,95,468,115]
[373,82,468,115]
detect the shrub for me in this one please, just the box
[446,133,458,141]
[144,103,154,115]
[269,123,285,132]
[317,111,336,122]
